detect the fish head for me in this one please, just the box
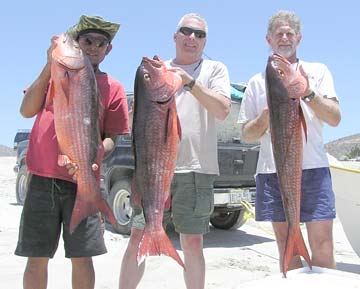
[52,33,86,71]
[137,56,182,105]
[268,54,307,99]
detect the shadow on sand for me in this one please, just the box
[165,224,274,250]
[336,262,360,274]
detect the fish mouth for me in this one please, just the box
[270,54,291,78]
[53,57,85,72]
[142,55,163,68]
[53,33,85,71]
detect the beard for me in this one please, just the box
[276,46,295,59]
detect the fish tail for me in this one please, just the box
[137,226,185,269]
[282,228,312,277]
[294,229,312,269]
[69,195,117,234]
[97,199,118,228]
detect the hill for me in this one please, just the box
[325,133,360,160]
[0,145,15,157]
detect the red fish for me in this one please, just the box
[49,33,117,233]
[266,54,312,277]
[132,56,184,268]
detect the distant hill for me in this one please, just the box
[325,133,360,160]
[0,145,15,157]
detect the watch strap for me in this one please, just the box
[184,79,196,91]
[302,91,316,102]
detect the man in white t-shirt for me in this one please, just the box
[238,10,341,273]
[119,13,231,289]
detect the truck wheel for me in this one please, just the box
[108,178,133,235]
[210,208,247,230]
[16,165,28,205]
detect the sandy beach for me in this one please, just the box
[0,156,359,288]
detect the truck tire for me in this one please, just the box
[107,178,133,235]
[210,208,247,230]
[16,165,28,205]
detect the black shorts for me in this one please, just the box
[15,174,107,258]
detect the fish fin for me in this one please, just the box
[177,115,182,140]
[131,180,142,208]
[60,71,71,104]
[165,108,172,142]
[69,193,117,234]
[294,229,312,269]
[45,80,55,107]
[165,108,182,142]
[282,228,312,277]
[57,154,72,167]
[299,106,308,143]
[137,226,185,269]
[164,194,171,209]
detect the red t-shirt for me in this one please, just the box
[26,73,129,182]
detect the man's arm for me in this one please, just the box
[169,66,231,120]
[303,96,341,127]
[20,36,59,118]
[299,64,341,127]
[241,107,269,143]
[190,81,231,120]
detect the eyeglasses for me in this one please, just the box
[178,27,206,39]
[78,35,110,48]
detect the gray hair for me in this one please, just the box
[176,13,208,34]
[267,10,302,36]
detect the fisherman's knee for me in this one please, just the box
[180,234,203,254]
[310,235,334,254]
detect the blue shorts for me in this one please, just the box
[255,167,336,222]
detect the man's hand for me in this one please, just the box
[168,66,193,86]
[298,64,312,98]
[64,160,99,181]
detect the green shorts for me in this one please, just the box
[131,172,215,234]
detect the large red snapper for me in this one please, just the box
[48,33,117,233]
[266,54,312,277]
[131,56,184,268]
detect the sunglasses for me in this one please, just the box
[78,35,110,48]
[178,27,206,39]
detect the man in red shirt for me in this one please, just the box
[15,15,129,289]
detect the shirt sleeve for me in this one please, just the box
[208,61,231,98]
[317,64,338,101]
[238,77,259,124]
[103,80,130,135]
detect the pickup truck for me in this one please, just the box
[13,83,259,235]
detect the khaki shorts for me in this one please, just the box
[131,172,215,234]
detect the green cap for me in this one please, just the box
[67,15,120,42]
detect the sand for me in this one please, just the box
[0,156,359,288]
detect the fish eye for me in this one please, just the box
[277,69,285,77]
[144,73,151,81]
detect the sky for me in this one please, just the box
[1,0,358,148]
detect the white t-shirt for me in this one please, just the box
[166,59,230,175]
[238,60,338,175]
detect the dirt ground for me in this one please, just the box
[0,156,359,288]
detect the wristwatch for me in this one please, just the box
[302,91,316,102]
[183,79,196,91]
